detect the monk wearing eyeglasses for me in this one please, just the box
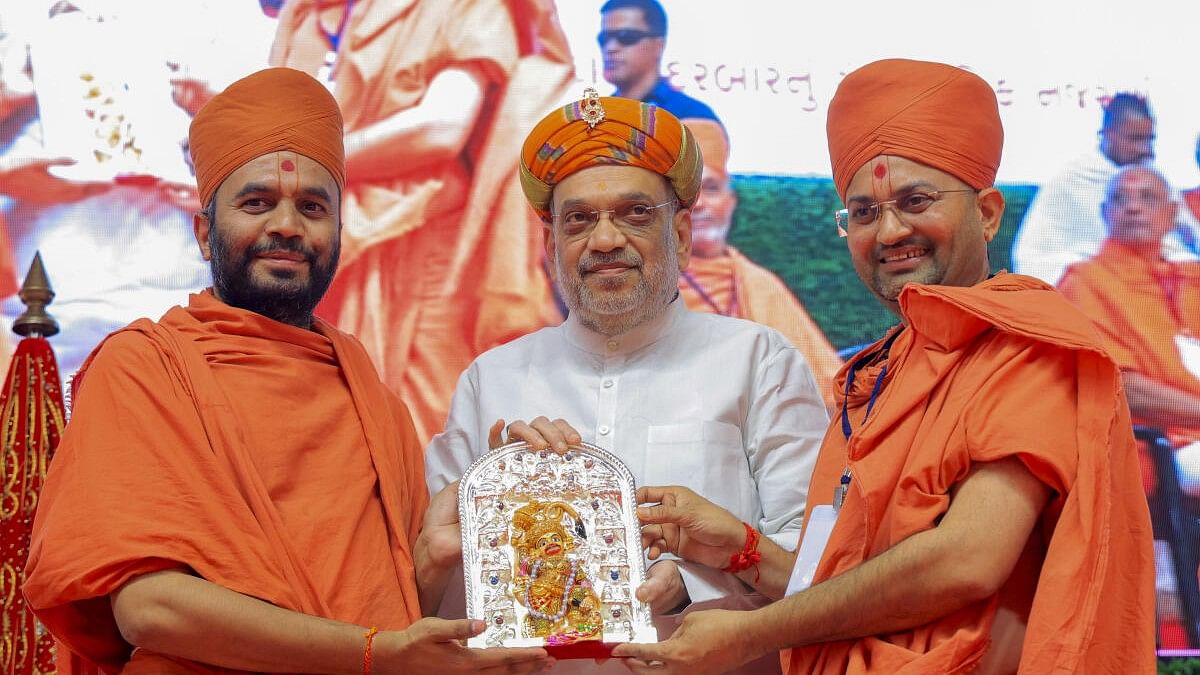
[614,58,1155,674]
[1059,166,1200,491]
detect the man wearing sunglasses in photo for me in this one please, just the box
[614,58,1155,674]
[598,0,718,123]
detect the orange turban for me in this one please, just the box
[684,118,730,180]
[189,68,345,208]
[520,91,702,221]
[826,59,1003,201]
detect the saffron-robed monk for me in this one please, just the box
[23,67,552,675]
[613,58,1155,675]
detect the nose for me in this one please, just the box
[587,212,627,252]
[875,204,913,245]
[264,201,304,239]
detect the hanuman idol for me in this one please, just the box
[510,500,603,642]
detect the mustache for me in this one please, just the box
[874,236,934,257]
[244,238,318,265]
[579,250,642,273]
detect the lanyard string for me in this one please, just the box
[841,330,901,441]
[681,269,739,317]
[317,0,355,52]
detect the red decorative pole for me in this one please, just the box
[0,253,64,675]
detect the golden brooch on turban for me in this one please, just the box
[581,88,606,129]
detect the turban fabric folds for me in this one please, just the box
[684,118,730,180]
[826,59,1003,201]
[189,67,345,207]
[520,94,703,221]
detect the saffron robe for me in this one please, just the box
[1059,239,1200,445]
[24,292,427,673]
[784,274,1155,674]
[678,248,842,408]
[271,0,574,442]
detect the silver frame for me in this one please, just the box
[458,441,657,649]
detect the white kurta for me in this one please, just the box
[1012,148,1200,286]
[426,298,827,674]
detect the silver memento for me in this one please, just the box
[459,442,656,657]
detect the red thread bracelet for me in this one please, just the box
[720,522,762,582]
[363,626,379,675]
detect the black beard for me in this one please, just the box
[208,221,339,328]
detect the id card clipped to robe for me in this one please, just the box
[784,505,837,596]
[458,442,656,658]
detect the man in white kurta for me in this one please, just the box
[425,93,826,674]
[1012,92,1199,285]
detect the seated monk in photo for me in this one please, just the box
[1059,165,1200,494]
[679,118,842,408]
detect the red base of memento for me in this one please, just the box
[545,641,618,660]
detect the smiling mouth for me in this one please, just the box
[544,543,562,556]
[586,264,633,275]
[258,252,308,263]
[879,248,929,264]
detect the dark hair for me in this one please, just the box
[1102,93,1152,131]
[600,0,667,36]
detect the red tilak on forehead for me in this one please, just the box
[280,159,295,172]
[873,163,886,179]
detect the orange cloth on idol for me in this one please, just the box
[189,67,345,207]
[783,274,1154,674]
[271,0,573,443]
[520,94,703,221]
[825,59,1003,201]
[24,292,426,673]
[678,249,841,407]
[1059,240,1200,445]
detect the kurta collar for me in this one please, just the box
[562,296,685,356]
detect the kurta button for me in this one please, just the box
[603,379,614,388]
[606,340,618,351]
[598,425,611,435]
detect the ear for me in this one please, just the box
[193,209,213,261]
[674,206,693,271]
[540,221,558,282]
[976,187,1006,243]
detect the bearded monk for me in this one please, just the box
[22,68,552,675]
[614,58,1155,675]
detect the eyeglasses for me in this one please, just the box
[1106,191,1170,209]
[597,29,661,47]
[834,189,975,237]
[552,200,676,237]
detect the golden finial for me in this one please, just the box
[581,88,605,129]
[13,252,60,338]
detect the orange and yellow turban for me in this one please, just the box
[189,67,345,208]
[520,92,702,221]
[826,59,1003,201]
